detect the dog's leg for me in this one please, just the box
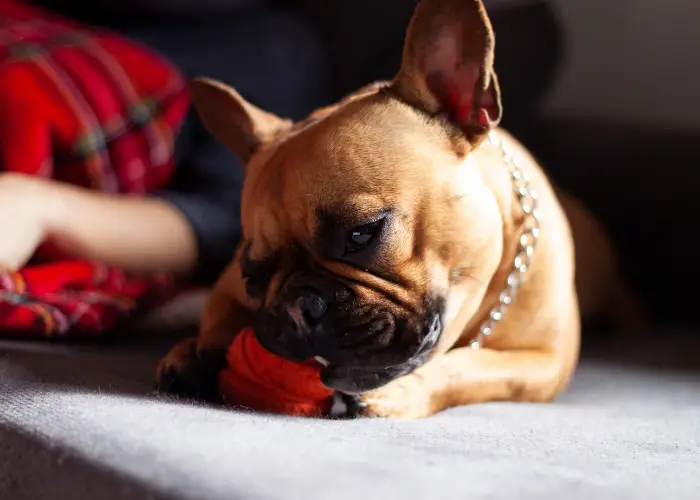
[156,263,251,400]
[350,347,569,419]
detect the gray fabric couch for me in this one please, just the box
[2,300,699,499]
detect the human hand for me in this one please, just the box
[0,173,53,273]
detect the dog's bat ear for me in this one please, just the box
[190,77,292,165]
[392,0,502,146]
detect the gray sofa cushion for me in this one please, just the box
[2,330,699,500]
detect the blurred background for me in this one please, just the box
[33,0,699,326]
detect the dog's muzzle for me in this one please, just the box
[253,272,444,392]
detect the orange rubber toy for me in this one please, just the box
[218,327,335,417]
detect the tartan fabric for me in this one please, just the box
[0,0,190,338]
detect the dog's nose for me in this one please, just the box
[286,288,328,331]
[300,290,328,321]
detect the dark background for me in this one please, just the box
[33,0,700,327]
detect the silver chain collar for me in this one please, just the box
[469,131,541,349]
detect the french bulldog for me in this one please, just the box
[157,0,644,418]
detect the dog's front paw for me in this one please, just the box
[156,337,225,402]
[328,375,434,419]
[355,375,434,419]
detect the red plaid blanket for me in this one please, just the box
[0,1,190,338]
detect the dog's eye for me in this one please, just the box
[241,243,276,298]
[346,220,383,253]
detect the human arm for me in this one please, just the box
[0,109,243,281]
[0,171,198,276]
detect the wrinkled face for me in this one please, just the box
[191,0,506,393]
[238,92,504,393]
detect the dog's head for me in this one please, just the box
[191,0,506,393]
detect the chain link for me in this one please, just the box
[469,131,541,350]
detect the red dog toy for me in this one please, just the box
[218,327,335,417]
